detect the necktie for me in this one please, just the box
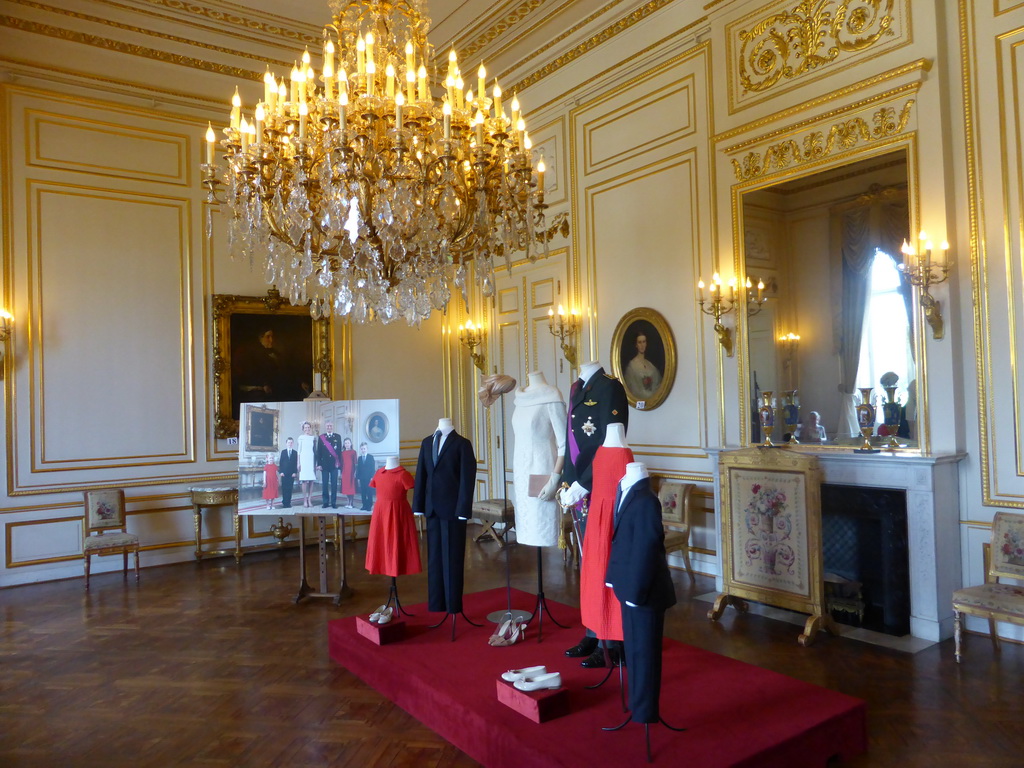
[432,430,442,465]
[613,484,625,528]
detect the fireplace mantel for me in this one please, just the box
[706,448,966,642]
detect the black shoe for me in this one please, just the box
[608,644,625,667]
[564,636,599,658]
[580,648,607,668]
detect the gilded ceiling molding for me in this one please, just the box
[730,99,914,181]
[0,16,263,81]
[736,0,897,94]
[131,0,320,43]
[4,2,291,68]
[511,0,677,93]
[453,0,544,62]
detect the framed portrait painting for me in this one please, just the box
[212,288,332,438]
[244,405,279,454]
[364,411,389,444]
[609,307,676,410]
[709,447,836,646]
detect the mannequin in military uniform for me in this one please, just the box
[559,360,629,664]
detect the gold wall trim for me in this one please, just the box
[996,1,1024,16]
[729,100,915,181]
[714,59,929,144]
[129,0,320,40]
[4,0,293,68]
[452,0,545,62]
[727,0,906,112]
[510,1,691,95]
[6,473,237,497]
[0,15,263,81]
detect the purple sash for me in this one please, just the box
[320,434,340,468]
[567,380,581,464]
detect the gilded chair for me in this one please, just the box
[952,511,1024,662]
[659,481,696,583]
[83,489,140,589]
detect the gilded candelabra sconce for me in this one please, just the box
[697,273,737,357]
[458,319,487,373]
[745,276,768,315]
[547,304,581,367]
[0,309,11,379]
[899,232,952,340]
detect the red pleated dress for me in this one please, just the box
[364,466,422,577]
[579,445,633,641]
[262,462,279,500]
[340,449,357,495]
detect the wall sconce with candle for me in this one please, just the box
[458,319,487,373]
[547,304,580,367]
[746,276,768,315]
[0,309,11,379]
[899,232,952,340]
[697,273,737,357]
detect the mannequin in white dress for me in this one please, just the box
[511,372,567,547]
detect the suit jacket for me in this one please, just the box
[355,453,376,487]
[605,477,677,612]
[278,448,298,478]
[412,431,477,520]
[315,433,343,469]
[560,369,629,492]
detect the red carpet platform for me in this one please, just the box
[328,588,866,767]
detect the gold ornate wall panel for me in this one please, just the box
[5,516,82,568]
[962,2,1024,506]
[583,75,697,175]
[726,0,912,113]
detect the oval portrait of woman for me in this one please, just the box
[610,307,676,410]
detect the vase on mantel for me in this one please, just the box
[882,385,904,450]
[854,387,879,454]
[759,391,776,447]
[783,390,800,443]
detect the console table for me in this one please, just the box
[190,486,240,562]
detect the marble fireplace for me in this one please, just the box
[707,449,965,642]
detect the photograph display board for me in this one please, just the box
[237,399,399,513]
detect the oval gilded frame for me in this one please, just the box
[609,307,676,410]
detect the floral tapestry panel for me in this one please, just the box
[729,468,810,597]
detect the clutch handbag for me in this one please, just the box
[528,474,549,497]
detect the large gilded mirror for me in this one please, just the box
[738,146,924,450]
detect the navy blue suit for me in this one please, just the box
[560,369,629,493]
[278,448,298,508]
[413,430,477,613]
[606,477,676,723]
[315,432,343,507]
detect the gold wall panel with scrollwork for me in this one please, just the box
[727,0,911,113]
[728,99,915,181]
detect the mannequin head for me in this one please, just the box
[527,371,548,387]
[436,417,454,434]
[620,461,649,488]
[580,361,602,384]
[603,422,628,448]
[385,455,400,469]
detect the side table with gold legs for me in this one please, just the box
[190,487,241,563]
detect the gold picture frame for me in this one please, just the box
[609,307,676,410]
[244,405,280,453]
[212,289,332,438]
[708,447,837,646]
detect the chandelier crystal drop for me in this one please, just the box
[202,0,563,325]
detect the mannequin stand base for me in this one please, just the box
[428,610,482,641]
[602,716,687,763]
[584,645,627,711]
[383,577,414,618]
[527,591,568,641]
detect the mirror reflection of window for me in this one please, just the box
[855,249,916,424]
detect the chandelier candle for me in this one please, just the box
[202,0,556,325]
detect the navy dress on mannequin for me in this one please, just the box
[412,421,477,614]
[605,472,676,723]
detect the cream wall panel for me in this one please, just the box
[963,4,1024,507]
[8,518,82,566]
[584,77,696,174]
[589,157,705,458]
[30,184,191,466]
[29,111,188,184]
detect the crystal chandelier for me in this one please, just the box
[202,0,565,325]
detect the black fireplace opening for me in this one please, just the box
[820,483,911,636]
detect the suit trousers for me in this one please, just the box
[426,515,467,613]
[281,476,295,508]
[321,465,339,506]
[622,603,666,723]
[360,485,375,511]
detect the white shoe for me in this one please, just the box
[368,604,387,622]
[513,672,562,691]
[376,606,394,625]
[501,665,547,683]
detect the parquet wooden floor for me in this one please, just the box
[1,529,1022,767]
